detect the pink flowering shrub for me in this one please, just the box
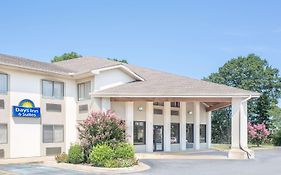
[77,110,127,159]
[248,122,270,147]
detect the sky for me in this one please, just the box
[0,1,280,90]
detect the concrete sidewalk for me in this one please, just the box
[136,150,228,160]
[0,156,54,165]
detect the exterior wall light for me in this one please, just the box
[138,106,144,111]
[187,111,193,115]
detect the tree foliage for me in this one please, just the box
[107,58,128,64]
[51,52,82,63]
[204,54,281,143]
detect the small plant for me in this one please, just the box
[55,152,68,163]
[248,122,270,147]
[89,144,114,167]
[113,142,135,159]
[67,144,84,164]
[104,158,138,168]
[273,129,281,146]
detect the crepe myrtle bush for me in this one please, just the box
[77,110,127,159]
[248,122,270,147]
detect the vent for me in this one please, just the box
[0,99,4,109]
[0,149,4,158]
[171,110,179,116]
[153,109,163,115]
[79,104,88,113]
[46,103,62,112]
[46,147,61,156]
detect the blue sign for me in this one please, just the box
[12,99,41,118]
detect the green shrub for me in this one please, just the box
[89,144,114,167]
[67,144,84,164]
[104,158,138,168]
[114,142,135,159]
[273,130,281,146]
[55,152,68,163]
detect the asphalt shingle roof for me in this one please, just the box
[0,53,260,97]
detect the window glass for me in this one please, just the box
[171,123,180,144]
[200,124,207,143]
[153,102,164,106]
[171,102,180,108]
[134,121,146,145]
[42,80,64,98]
[0,74,8,93]
[53,82,64,98]
[78,81,91,100]
[171,110,179,116]
[186,124,194,143]
[54,125,64,143]
[43,125,53,143]
[0,124,7,144]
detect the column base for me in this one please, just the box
[228,148,255,159]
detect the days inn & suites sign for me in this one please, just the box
[12,99,41,118]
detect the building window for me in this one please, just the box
[186,123,194,143]
[78,81,91,101]
[171,123,180,144]
[153,109,163,115]
[171,102,180,108]
[0,73,8,94]
[0,124,8,144]
[153,102,164,106]
[42,80,64,99]
[200,124,207,143]
[43,125,64,143]
[171,110,179,116]
[133,121,146,145]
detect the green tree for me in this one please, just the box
[51,52,82,63]
[204,54,281,143]
[107,58,128,64]
[269,105,281,132]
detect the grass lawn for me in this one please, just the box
[212,144,275,152]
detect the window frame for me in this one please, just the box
[42,80,64,99]
[0,124,8,144]
[171,123,180,144]
[0,73,8,94]
[77,81,91,101]
[133,121,146,145]
[200,124,207,143]
[171,102,180,108]
[43,125,64,143]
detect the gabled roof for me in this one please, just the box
[0,53,260,97]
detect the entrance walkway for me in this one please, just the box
[136,149,228,160]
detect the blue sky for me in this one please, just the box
[0,1,280,79]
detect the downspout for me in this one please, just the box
[239,95,252,159]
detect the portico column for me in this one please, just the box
[164,102,171,152]
[180,102,187,151]
[101,97,111,112]
[146,102,153,152]
[207,111,212,149]
[228,97,254,159]
[125,102,134,145]
[193,102,200,150]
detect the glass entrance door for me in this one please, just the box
[153,125,164,151]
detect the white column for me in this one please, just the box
[207,111,212,149]
[146,102,154,152]
[180,102,187,151]
[240,101,248,148]
[125,102,134,145]
[101,97,111,112]
[231,98,241,149]
[164,102,171,152]
[228,97,254,159]
[193,102,200,150]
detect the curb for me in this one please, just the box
[43,161,151,174]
